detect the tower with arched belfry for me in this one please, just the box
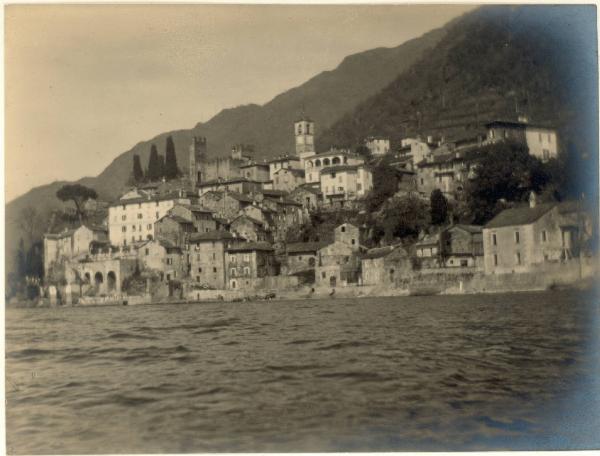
[189,136,207,186]
[294,115,315,166]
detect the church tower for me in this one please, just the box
[294,116,315,166]
[189,136,207,187]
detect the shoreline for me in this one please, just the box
[8,276,597,309]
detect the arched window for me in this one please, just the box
[297,125,302,135]
[306,160,313,168]
[332,157,341,165]
[315,159,322,167]
[323,158,330,166]
[306,124,310,135]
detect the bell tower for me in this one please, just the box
[295,116,315,155]
[189,136,207,187]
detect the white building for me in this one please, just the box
[365,137,390,156]
[304,149,365,185]
[319,164,373,205]
[108,189,192,246]
[485,120,559,162]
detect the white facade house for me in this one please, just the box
[365,137,390,156]
[304,149,365,185]
[108,190,192,246]
[319,164,373,204]
[524,127,558,162]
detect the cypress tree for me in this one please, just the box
[147,144,160,181]
[158,155,166,180]
[132,154,144,182]
[430,189,448,225]
[164,136,180,179]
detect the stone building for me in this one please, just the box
[168,204,217,234]
[485,119,559,162]
[285,241,328,275]
[268,155,303,183]
[108,189,193,246]
[154,214,195,248]
[482,195,590,275]
[294,116,316,166]
[226,242,277,290]
[188,138,254,186]
[188,230,237,289]
[290,185,321,212]
[239,162,270,182]
[69,257,138,295]
[440,224,484,269]
[197,177,264,196]
[364,137,390,156]
[270,167,305,192]
[415,148,482,200]
[44,224,108,278]
[361,245,412,286]
[137,239,186,282]
[230,214,271,243]
[414,232,442,268]
[319,164,373,205]
[315,223,363,288]
[197,191,254,220]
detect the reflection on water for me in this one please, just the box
[5,291,600,453]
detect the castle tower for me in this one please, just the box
[294,116,315,165]
[189,136,207,186]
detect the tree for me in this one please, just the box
[56,184,97,222]
[17,206,42,244]
[158,155,166,180]
[16,238,26,280]
[376,195,429,243]
[466,142,549,224]
[132,154,144,182]
[430,189,448,225]
[355,144,373,162]
[147,144,161,181]
[364,160,399,212]
[164,136,180,179]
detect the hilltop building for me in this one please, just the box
[188,139,255,187]
[485,119,558,162]
[364,137,390,156]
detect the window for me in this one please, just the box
[122,204,126,210]
[420,178,424,185]
[542,230,547,242]
[122,215,126,221]
[196,276,200,282]
[516,252,521,265]
[230,268,236,276]
[493,254,498,266]
[213,267,217,273]
[515,231,520,244]
[351,239,356,245]
[332,172,336,179]
[147,224,152,230]
[341,226,346,233]
[321,272,326,279]
[244,267,250,275]
[357,183,362,191]
[244,254,250,262]
[156,212,159,219]
[166,258,173,265]
[198,267,202,273]
[543,149,550,161]
[538,132,542,142]
[492,233,497,246]
[132,225,136,231]
[137,214,142,219]
[212,253,216,260]
[145,248,149,255]
[460,260,468,267]
[122,226,127,232]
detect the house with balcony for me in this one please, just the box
[319,164,373,207]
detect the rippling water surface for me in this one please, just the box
[6,291,600,453]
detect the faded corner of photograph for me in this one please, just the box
[4,3,600,454]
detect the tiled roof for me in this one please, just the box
[484,203,555,229]
[267,155,301,164]
[320,164,365,174]
[273,167,305,177]
[110,191,191,207]
[227,192,255,203]
[197,177,264,187]
[485,120,556,130]
[189,230,237,243]
[231,214,264,226]
[286,241,329,254]
[361,245,403,260]
[446,224,483,234]
[415,232,440,247]
[227,241,274,252]
[239,162,269,169]
[175,203,213,214]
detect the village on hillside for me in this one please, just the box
[14,114,598,306]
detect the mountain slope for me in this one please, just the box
[5,20,454,271]
[317,5,598,155]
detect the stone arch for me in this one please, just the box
[332,157,341,165]
[94,272,104,290]
[84,272,91,284]
[315,159,322,167]
[107,271,117,292]
[306,160,313,168]
[323,158,331,166]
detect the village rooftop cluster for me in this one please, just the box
[40,115,595,305]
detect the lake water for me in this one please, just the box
[5,291,600,453]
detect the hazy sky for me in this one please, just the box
[5,4,474,202]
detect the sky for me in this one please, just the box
[4,4,474,202]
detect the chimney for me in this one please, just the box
[529,191,537,208]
